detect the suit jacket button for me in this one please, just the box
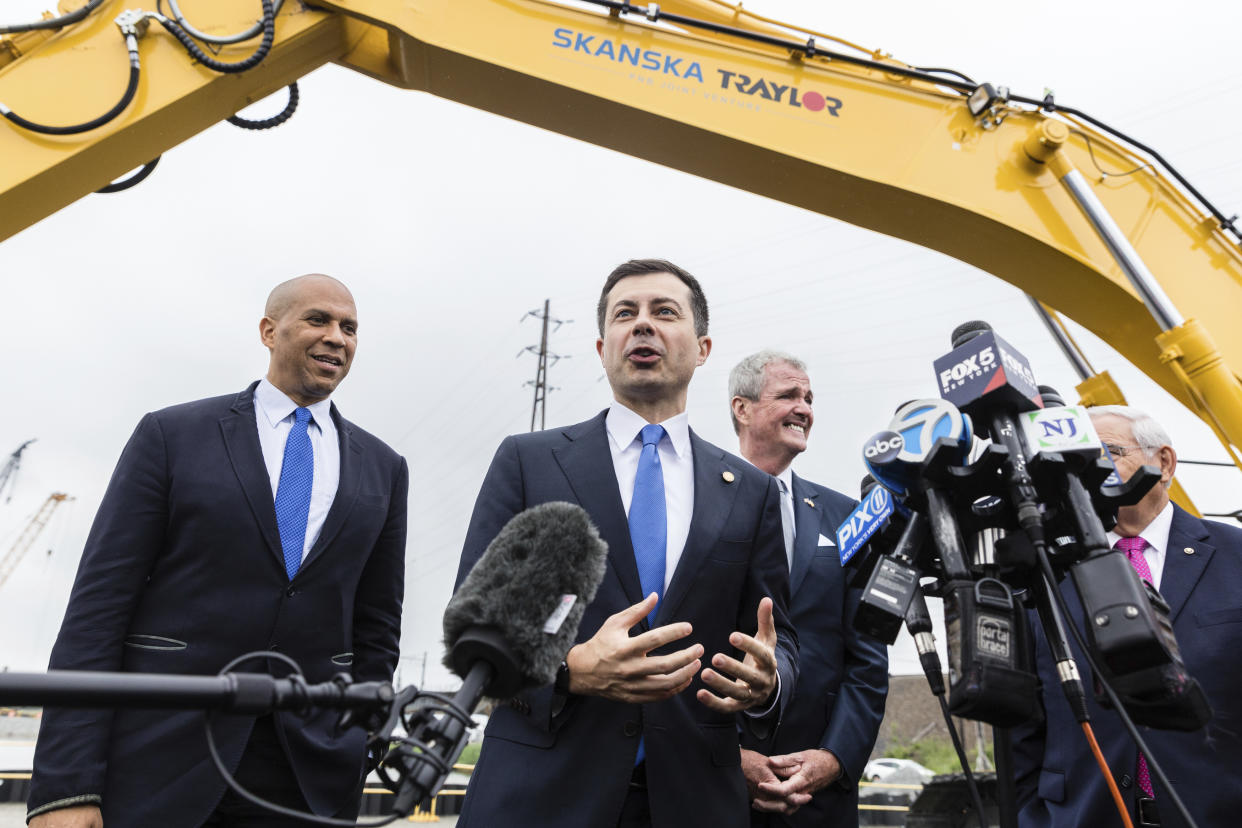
[269,643,280,651]
[622,721,640,737]
[285,586,296,597]
[1120,774,1132,788]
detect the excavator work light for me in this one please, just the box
[968,83,1006,117]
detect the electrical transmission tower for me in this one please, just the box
[519,300,570,432]
[0,439,36,504]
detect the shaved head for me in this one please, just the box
[264,273,352,321]
[260,274,359,405]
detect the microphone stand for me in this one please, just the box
[0,668,396,715]
[0,659,461,823]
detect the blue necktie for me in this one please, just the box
[629,423,666,768]
[630,423,668,625]
[274,407,314,580]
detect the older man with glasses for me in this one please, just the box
[1012,405,1242,828]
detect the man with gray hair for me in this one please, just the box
[1013,405,1242,828]
[730,350,888,827]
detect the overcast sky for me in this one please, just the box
[1,0,1239,688]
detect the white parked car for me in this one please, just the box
[863,757,936,784]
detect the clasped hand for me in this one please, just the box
[741,748,842,814]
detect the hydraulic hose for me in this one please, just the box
[0,21,141,135]
[163,0,286,45]
[152,0,275,74]
[0,0,106,34]
[96,157,161,194]
[228,83,299,130]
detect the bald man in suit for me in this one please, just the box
[29,275,407,827]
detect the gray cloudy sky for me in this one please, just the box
[1,0,1239,688]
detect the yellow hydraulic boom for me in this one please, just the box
[1,0,1240,463]
[0,491,72,590]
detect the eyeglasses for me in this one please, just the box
[1102,443,1150,458]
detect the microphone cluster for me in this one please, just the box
[836,321,1210,733]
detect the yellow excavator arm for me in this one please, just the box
[2,0,1240,461]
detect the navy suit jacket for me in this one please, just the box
[453,411,798,828]
[1012,506,1242,828]
[29,383,408,827]
[746,475,889,828]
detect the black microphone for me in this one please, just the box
[1027,391,1211,731]
[389,502,608,812]
[904,584,944,697]
[837,474,905,583]
[854,509,927,644]
[936,321,1043,418]
[936,322,1045,543]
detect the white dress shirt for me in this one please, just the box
[1107,500,1173,590]
[606,401,693,591]
[254,378,340,562]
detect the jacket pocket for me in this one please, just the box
[123,634,187,651]
[700,723,741,767]
[1196,607,1242,627]
[485,706,556,748]
[356,494,388,510]
[1038,768,1065,803]
[709,540,749,564]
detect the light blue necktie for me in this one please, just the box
[629,423,667,767]
[274,407,314,580]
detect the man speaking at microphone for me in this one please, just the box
[729,351,888,826]
[1012,405,1242,828]
[454,259,797,828]
[27,274,408,827]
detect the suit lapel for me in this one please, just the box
[1159,506,1214,624]
[218,384,284,568]
[302,405,362,573]
[552,412,645,611]
[789,474,820,595]
[657,431,742,624]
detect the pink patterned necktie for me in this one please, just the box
[1115,535,1156,799]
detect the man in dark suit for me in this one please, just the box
[27,274,408,828]
[1012,405,1242,828]
[729,350,888,826]
[454,259,797,828]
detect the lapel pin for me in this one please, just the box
[1184,547,1195,555]
[722,471,735,483]
[803,498,815,508]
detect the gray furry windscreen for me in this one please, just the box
[443,501,608,687]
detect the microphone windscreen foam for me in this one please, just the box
[951,320,992,347]
[443,502,608,689]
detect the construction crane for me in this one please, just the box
[0,439,36,504]
[0,491,72,590]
